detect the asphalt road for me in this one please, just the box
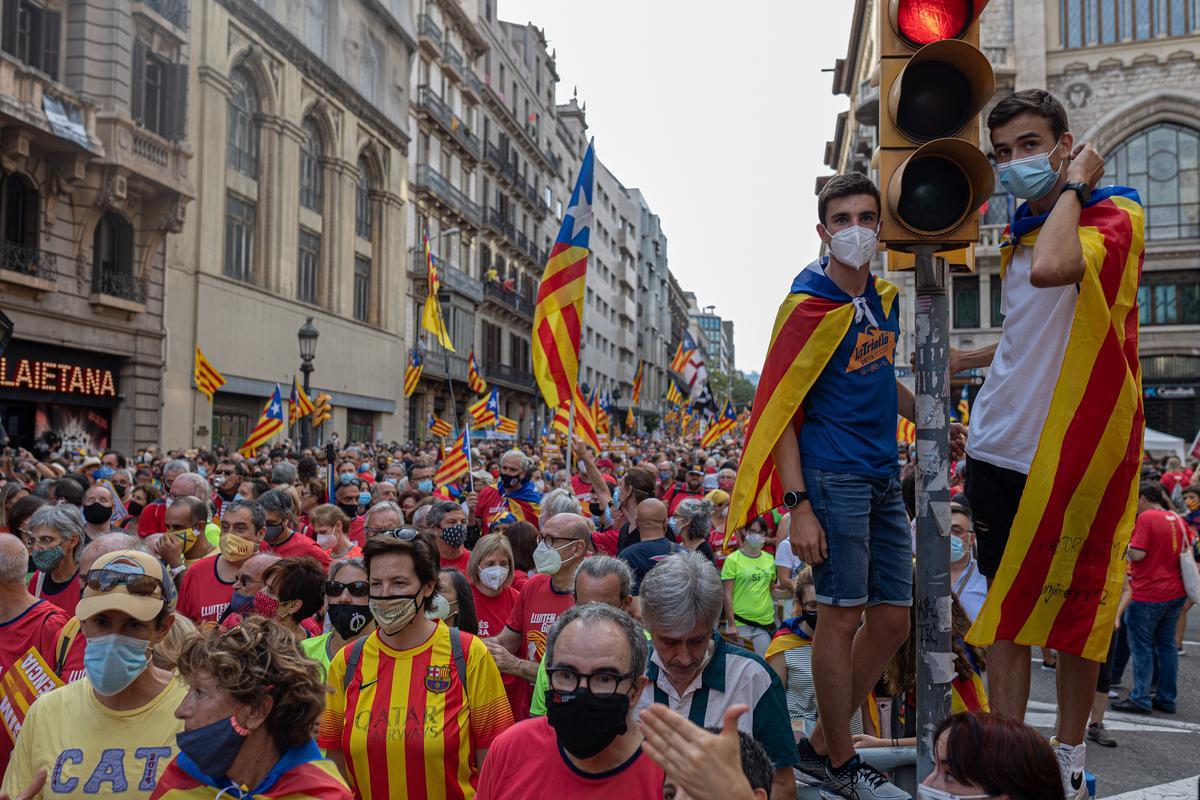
[1024,606,1200,798]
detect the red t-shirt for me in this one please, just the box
[473,583,529,720]
[1161,471,1191,494]
[504,573,574,664]
[138,499,167,536]
[28,571,82,618]
[511,570,530,592]
[0,600,69,772]
[442,548,471,574]
[57,626,87,683]
[663,485,704,516]
[1130,509,1191,603]
[347,515,366,547]
[591,529,620,556]
[267,530,332,568]
[476,717,665,800]
[476,485,508,535]
[176,554,235,623]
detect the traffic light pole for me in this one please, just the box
[913,245,952,781]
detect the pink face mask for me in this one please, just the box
[252,591,280,619]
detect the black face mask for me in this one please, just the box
[82,503,112,525]
[327,603,371,640]
[126,501,144,518]
[546,689,631,759]
[803,610,819,630]
[502,473,524,491]
[337,502,360,519]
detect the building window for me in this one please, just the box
[354,255,371,322]
[0,172,38,255]
[299,118,323,211]
[989,274,1006,328]
[952,276,980,329]
[1103,123,1199,241]
[1060,0,1196,46]
[1,0,60,79]
[1137,270,1200,325]
[227,67,259,176]
[355,158,372,239]
[298,228,320,305]
[92,211,135,298]
[223,193,255,282]
[131,41,187,140]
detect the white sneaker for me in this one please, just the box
[1051,737,1087,800]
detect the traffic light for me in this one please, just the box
[878,0,995,257]
[311,392,332,427]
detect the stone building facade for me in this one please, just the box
[0,0,193,453]
[825,0,1200,439]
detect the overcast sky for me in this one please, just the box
[500,0,855,372]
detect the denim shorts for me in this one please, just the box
[803,467,913,607]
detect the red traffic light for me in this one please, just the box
[893,0,986,46]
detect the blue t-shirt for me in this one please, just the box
[617,537,681,595]
[793,258,900,478]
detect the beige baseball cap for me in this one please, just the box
[76,549,172,622]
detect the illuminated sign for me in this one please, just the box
[0,357,116,397]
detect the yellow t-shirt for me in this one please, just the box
[2,673,187,799]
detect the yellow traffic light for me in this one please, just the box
[311,392,332,427]
[878,1,995,259]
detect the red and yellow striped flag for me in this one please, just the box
[572,384,600,452]
[552,402,571,437]
[435,426,471,487]
[467,351,488,394]
[427,414,452,438]
[533,142,594,411]
[897,417,916,445]
[422,231,455,351]
[967,187,1145,662]
[496,415,518,435]
[631,359,644,405]
[727,278,899,542]
[625,406,635,432]
[289,376,314,425]
[238,385,286,458]
[403,348,423,397]
[193,346,225,402]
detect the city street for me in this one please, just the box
[1025,610,1200,798]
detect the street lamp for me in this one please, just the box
[297,317,319,449]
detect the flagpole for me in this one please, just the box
[566,394,575,481]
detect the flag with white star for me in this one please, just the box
[238,384,286,457]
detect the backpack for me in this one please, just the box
[342,627,469,703]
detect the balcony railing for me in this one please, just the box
[464,70,484,99]
[482,358,536,391]
[138,0,189,30]
[483,279,535,320]
[408,247,483,303]
[977,224,1006,254]
[0,240,56,281]
[93,268,145,302]
[417,14,443,49]
[485,206,515,239]
[421,345,469,382]
[414,164,480,226]
[484,140,516,182]
[415,86,480,157]
[444,43,464,77]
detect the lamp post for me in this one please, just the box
[298,316,319,449]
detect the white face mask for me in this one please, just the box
[316,532,337,552]
[826,224,879,269]
[745,533,766,550]
[479,565,509,591]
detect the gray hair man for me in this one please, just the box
[637,551,799,800]
[269,461,298,487]
[538,488,581,529]
[363,500,404,537]
[477,604,656,794]
[0,531,72,685]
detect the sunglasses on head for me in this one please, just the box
[86,568,162,596]
[376,528,420,541]
[325,580,370,598]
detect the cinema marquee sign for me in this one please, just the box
[0,357,117,397]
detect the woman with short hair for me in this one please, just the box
[301,557,374,674]
[26,504,86,616]
[252,557,326,640]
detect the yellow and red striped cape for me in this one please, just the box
[728,275,899,540]
[150,746,349,799]
[967,187,1144,662]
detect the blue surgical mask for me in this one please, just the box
[384,478,399,487]
[83,633,151,695]
[228,591,254,614]
[340,472,355,482]
[997,138,1063,200]
[197,466,208,478]
[950,535,966,562]
[232,493,245,503]
[358,491,372,506]
[417,479,434,493]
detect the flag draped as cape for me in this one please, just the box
[728,263,899,539]
[967,186,1144,662]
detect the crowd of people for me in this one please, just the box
[0,88,1198,800]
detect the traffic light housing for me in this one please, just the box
[311,392,332,427]
[878,1,995,258]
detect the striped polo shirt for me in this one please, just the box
[635,634,799,770]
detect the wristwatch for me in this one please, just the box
[1060,181,1091,205]
[782,490,809,509]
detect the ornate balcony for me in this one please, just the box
[414,86,480,159]
[413,164,480,227]
[135,0,189,30]
[482,358,536,391]
[0,241,56,294]
[417,14,443,52]
[408,247,483,303]
[482,279,535,320]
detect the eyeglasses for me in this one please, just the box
[233,572,263,588]
[325,580,370,598]
[26,534,64,548]
[86,568,162,596]
[547,667,635,698]
[376,528,420,541]
[537,534,577,547]
[215,468,236,477]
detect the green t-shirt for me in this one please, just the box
[721,549,776,626]
[530,629,652,716]
[300,631,334,678]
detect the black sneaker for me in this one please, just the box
[821,755,912,800]
[1110,698,1152,714]
[1152,700,1176,714]
[795,737,827,786]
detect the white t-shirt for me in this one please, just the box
[966,245,1078,474]
[774,538,803,577]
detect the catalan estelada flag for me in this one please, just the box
[422,230,455,351]
[701,400,738,449]
[152,740,349,800]
[428,414,452,438]
[956,385,971,425]
[897,416,916,445]
[727,265,900,543]
[467,351,488,394]
[967,186,1145,662]
[764,616,812,661]
[238,384,286,458]
[193,346,225,401]
[500,479,542,525]
[468,387,500,428]
[533,140,594,410]
[435,424,472,487]
[669,338,692,375]
[666,380,683,408]
[496,415,518,435]
[289,376,314,425]
[631,359,644,404]
[403,348,423,397]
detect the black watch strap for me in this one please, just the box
[1061,181,1090,204]
[783,490,809,509]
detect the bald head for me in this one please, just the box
[171,472,211,500]
[0,533,28,585]
[542,512,590,542]
[80,532,141,574]
[636,498,668,533]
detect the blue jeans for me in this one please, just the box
[803,467,912,607]
[1126,596,1185,711]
